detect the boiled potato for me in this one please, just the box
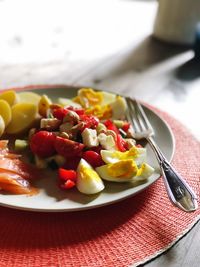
[38,94,52,117]
[6,103,37,134]
[0,115,5,137]
[0,90,19,106]
[18,92,41,105]
[0,99,12,127]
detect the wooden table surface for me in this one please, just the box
[0,0,200,266]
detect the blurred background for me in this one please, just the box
[0,0,199,137]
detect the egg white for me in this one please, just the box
[96,161,154,183]
[96,159,139,182]
[57,97,82,108]
[101,91,116,105]
[101,147,147,165]
[76,159,105,195]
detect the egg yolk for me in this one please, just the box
[77,88,103,108]
[79,165,101,181]
[85,104,112,119]
[107,159,138,178]
[136,163,148,177]
[109,147,139,161]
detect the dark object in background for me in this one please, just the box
[194,23,200,60]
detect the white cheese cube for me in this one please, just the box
[40,118,60,130]
[125,138,136,149]
[82,128,99,147]
[98,133,117,151]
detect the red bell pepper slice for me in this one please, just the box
[58,168,77,181]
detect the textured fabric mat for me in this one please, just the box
[0,86,199,267]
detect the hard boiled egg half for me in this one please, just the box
[96,160,154,182]
[96,159,138,182]
[101,146,147,165]
[76,159,105,194]
[76,88,116,108]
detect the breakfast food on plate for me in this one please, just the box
[0,100,12,127]
[0,140,41,194]
[0,90,19,106]
[17,92,41,105]
[0,88,154,196]
[0,116,5,138]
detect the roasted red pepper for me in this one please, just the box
[104,120,127,152]
[116,134,127,152]
[54,136,84,158]
[104,119,119,134]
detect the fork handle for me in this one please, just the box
[147,137,198,212]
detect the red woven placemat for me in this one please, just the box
[0,97,199,267]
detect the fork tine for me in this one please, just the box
[131,100,147,132]
[126,97,140,133]
[133,99,154,135]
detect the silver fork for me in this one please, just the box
[126,97,198,212]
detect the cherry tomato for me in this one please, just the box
[54,136,84,158]
[53,107,69,120]
[30,131,56,158]
[82,150,104,168]
[58,168,77,181]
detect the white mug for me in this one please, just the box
[153,0,200,45]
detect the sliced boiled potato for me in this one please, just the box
[18,92,41,105]
[0,115,5,137]
[0,90,19,106]
[38,94,52,117]
[0,99,12,127]
[6,103,37,134]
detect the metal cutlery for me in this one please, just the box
[126,97,198,212]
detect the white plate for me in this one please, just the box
[0,86,175,212]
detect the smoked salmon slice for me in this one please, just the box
[0,140,21,159]
[0,172,32,194]
[0,159,43,180]
[0,140,41,194]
